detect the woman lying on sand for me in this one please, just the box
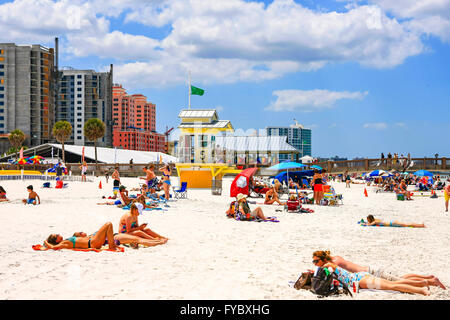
[312,251,445,290]
[366,214,425,228]
[119,202,168,244]
[0,186,9,202]
[44,222,120,251]
[73,230,165,248]
[311,251,435,295]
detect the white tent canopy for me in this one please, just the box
[300,155,314,163]
[49,144,178,164]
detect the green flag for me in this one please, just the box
[190,85,204,96]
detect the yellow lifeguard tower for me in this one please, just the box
[176,109,238,189]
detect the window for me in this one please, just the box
[0,116,3,120]
[77,130,82,134]
[77,75,82,79]
[77,88,82,91]
[77,101,82,104]
[0,72,4,76]
[0,94,3,98]
[0,124,4,128]
[77,136,82,139]
[0,109,3,113]
[77,94,82,98]
[0,102,3,106]
[0,64,4,69]
[77,81,82,85]
[0,87,4,91]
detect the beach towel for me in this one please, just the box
[235,216,279,223]
[357,221,414,228]
[32,244,124,253]
[121,205,164,211]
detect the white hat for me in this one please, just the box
[236,193,247,201]
[135,202,144,215]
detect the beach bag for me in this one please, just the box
[226,201,237,218]
[310,267,352,298]
[294,272,313,290]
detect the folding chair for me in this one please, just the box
[173,182,188,199]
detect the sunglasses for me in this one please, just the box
[312,259,320,264]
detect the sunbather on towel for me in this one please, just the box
[366,214,425,228]
[310,250,445,289]
[311,251,439,295]
[119,202,168,243]
[73,230,165,248]
[236,193,269,220]
[97,185,132,206]
[44,222,120,251]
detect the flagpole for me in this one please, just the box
[188,70,191,109]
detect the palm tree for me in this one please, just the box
[84,118,105,169]
[52,121,72,164]
[8,129,26,159]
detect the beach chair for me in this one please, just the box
[323,187,343,206]
[173,182,188,199]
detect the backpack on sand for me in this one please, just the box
[310,267,352,298]
[294,272,313,290]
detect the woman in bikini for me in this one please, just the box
[312,169,324,205]
[160,164,172,201]
[264,186,284,205]
[312,250,445,289]
[44,222,120,251]
[366,214,425,228]
[312,251,433,295]
[118,202,168,244]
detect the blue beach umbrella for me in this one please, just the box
[369,170,392,177]
[267,161,306,186]
[413,170,433,177]
[310,165,322,170]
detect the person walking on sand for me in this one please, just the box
[444,183,450,212]
[22,185,40,205]
[79,161,88,182]
[344,171,351,188]
[112,166,121,194]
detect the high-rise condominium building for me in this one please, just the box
[266,121,312,161]
[56,67,113,147]
[0,43,56,147]
[112,84,165,152]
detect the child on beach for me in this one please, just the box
[79,161,88,182]
[22,185,40,205]
[0,186,9,202]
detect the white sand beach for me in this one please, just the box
[0,176,449,300]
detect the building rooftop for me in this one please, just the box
[178,109,217,119]
[179,120,231,129]
[214,136,299,153]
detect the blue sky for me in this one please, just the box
[1,0,449,158]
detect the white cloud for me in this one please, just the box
[266,89,368,112]
[363,122,388,129]
[0,0,441,89]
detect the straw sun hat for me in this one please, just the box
[236,193,247,201]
